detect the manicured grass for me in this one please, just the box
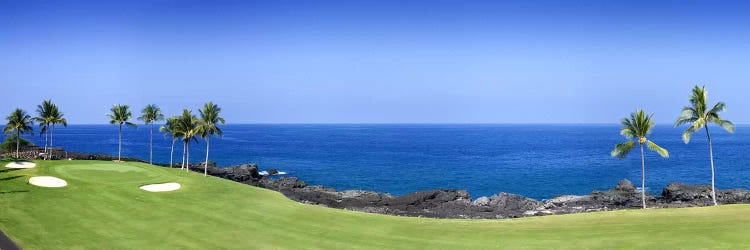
[1,159,749,249]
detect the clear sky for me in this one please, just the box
[1,0,749,124]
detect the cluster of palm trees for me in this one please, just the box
[3,100,67,158]
[613,85,734,209]
[3,100,224,178]
[35,100,68,160]
[108,102,225,176]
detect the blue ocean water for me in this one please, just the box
[2,124,749,200]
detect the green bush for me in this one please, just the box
[1,133,36,153]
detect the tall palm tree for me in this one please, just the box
[107,104,137,161]
[34,100,55,159]
[160,116,179,168]
[138,104,164,164]
[49,105,67,159]
[675,85,735,206]
[199,102,225,176]
[175,109,199,172]
[611,110,669,209]
[4,109,34,158]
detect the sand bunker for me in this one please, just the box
[28,176,68,188]
[140,182,181,192]
[5,162,36,169]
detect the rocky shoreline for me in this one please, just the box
[6,149,750,219]
[186,162,750,219]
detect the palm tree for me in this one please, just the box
[138,104,164,164]
[175,109,199,172]
[675,85,735,206]
[107,104,137,161]
[4,109,34,158]
[49,105,67,159]
[160,116,179,168]
[199,102,225,176]
[611,110,669,209]
[34,100,55,159]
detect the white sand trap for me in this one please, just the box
[140,182,181,192]
[5,162,36,169]
[28,176,67,188]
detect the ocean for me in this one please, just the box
[2,124,749,200]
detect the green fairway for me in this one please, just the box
[1,160,749,249]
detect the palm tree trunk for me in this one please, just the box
[204,137,210,176]
[186,142,190,172]
[15,130,20,158]
[118,123,122,161]
[181,142,186,169]
[640,143,646,209]
[170,139,175,168]
[50,124,54,159]
[44,124,49,160]
[149,124,153,164]
[705,126,718,206]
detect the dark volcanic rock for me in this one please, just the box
[717,189,750,204]
[615,179,636,192]
[386,190,471,209]
[223,164,259,181]
[541,179,653,214]
[198,163,259,182]
[661,182,713,205]
[267,169,279,175]
[379,189,474,218]
[473,197,490,206]
[487,192,543,212]
[661,182,750,205]
[259,177,307,191]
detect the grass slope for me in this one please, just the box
[0,160,749,249]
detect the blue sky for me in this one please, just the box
[1,0,750,124]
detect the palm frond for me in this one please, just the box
[646,140,669,158]
[682,123,699,144]
[715,119,735,133]
[674,106,699,127]
[611,141,636,159]
[199,102,225,138]
[5,108,34,135]
[619,109,654,139]
[708,102,726,115]
[677,85,733,137]
[689,85,707,115]
[174,109,201,143]
[107,104,134,126]
[138,104,164,124]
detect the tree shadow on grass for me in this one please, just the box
[0,175,29,194]
[0,190,29,195]
[0,169,22,174]
[0,176,23,181]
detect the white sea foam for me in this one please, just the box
[259,171,286,176]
